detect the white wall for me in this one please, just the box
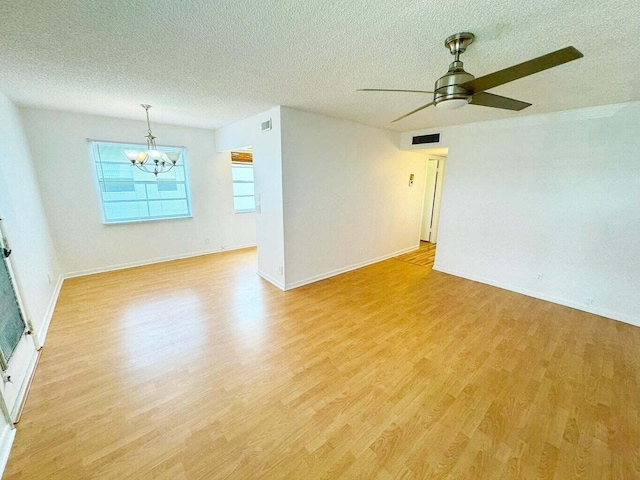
[215,106,430,290]
[279,107,428,289]
[0,96,61,340]
[20,108,256,276]
[401,101,640,326]
[0,93,62,455]
[215,106,285,288]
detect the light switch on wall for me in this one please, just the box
[408,173,415,186]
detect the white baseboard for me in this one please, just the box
[64,244,257,279]
[0,423,16,477]
[433,264,640,328]
[284,245,419,291]
[257,270,285,291]
[38,273,64,347]
[10,349,39,423]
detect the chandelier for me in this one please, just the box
[123,104,181,176]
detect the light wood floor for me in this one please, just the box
[396,241,436,268]
[5,248,639,479]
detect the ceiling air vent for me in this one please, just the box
[412,133,440,145]
[261,119,272,131]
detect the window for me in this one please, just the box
[0,256,26,368]
[232,163,255,213]
[91,141,192,223]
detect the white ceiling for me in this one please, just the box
[0,0,638,132]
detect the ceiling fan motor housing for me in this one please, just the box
[434,61,474,105]
[434,32,476,107]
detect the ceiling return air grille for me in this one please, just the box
[412,133,440,145]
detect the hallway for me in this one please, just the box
[395,241,436,268]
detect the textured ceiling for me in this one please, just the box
[0,0,638,132]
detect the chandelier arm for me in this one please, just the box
[133,163,155,174]
[153,162,175,175]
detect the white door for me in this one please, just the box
[420,160,438,241]
[430,159,445,243]
[420,158,446,243]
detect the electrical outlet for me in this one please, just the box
[204,237,210,245]
[536,273,543,281]
[278,265,284,275]
[585,298,593,305]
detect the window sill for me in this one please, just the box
[103,214,193,225]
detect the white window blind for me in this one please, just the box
[231,163,255,213]
[91,141,192,223]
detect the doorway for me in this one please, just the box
[415,152,447,269]
[230,149,256,214]
[395,153,446,270]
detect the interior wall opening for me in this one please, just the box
[420,147,447,269]
[395,146,448,270]
[228,146,259,273]
[230,148,255,214]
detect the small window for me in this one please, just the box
[231,154,255,213]
[91,141,192,223]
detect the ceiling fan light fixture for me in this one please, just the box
[435,98,470,110]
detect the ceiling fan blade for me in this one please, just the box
[459,46,583,94]
[391,101,436,123]
[470,92,531,111]
[358,88,435,94]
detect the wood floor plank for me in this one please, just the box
[3,247,639,479]
[395,241,436,268]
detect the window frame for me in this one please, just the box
[231,161,256,214]
[90,140,193,224]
